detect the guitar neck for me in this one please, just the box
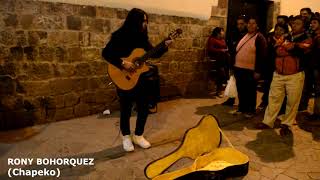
[139,38,168,62]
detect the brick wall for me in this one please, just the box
[0,0,223,130]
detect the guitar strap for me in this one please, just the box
[235,33,257,56]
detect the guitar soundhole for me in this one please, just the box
[126,75,131,80]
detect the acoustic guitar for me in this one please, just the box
[107,29,182,90]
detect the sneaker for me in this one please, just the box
[132,135,151,149]
[122,135,134,152]
[229,110,242,115]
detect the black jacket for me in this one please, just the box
[102,31,168,69]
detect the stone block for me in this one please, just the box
[33,15,64,30]
[0,76,16,95]
[218,0,228,8]
[0,31,14,45]
[15,0,41,14]
[10,46,23,61]
[74,103,90,117]
[75,62,92,76]
[49,78,74,95]
[48,107,74,121]
[169,62,179,73]
[64,92,80,107]
[63,31,79,46]
[71,77,89,91]
[38,46,55,62]
[67,47,82,62]
[89,104,107,114]
[81,92,95,103]
[171,38,193,50]
[79,6,96,17]
[88,76,108,89]
[18,81,51,96]
[4,14,18,27]
[116,9,128,19]
[47,31,63,46]
[0,0,15,12]
[79,32,90,46]
[82,48,101,61]
[22,62,53,80]
[19,14,34,29]
[43,95,64,109]
[1,62,18,77]
[53,63,75,77]
[67,16,81,30]
[90,33,106,47]
[184,81,208,97]
[82,18,110,33]
[55,47,66,62]
[15,31,27,46]
[90,60,108,76]
[95,89,116,104]
[0,46,9,60]
[23,46,38,61]
[96,7,116,18]
[159,62,169,74]
[28,31,47,46]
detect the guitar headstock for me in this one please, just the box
[168,28,183,40]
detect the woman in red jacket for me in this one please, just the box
[207,27,230,97]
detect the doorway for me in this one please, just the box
[226,0,275,40]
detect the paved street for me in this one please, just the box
[0,96,320,180]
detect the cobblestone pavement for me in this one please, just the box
[0,96,319,180]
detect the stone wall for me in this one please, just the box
[0,0,220,130]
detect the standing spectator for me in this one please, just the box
[300,8,313,26]
[256,16,312,137]
[207,27,230,97]
[269,15,291,33]
[299,8,314,111]
[307,17,320,120]
[258,24,290,110]
[222,16,248,106]
[230,17,267,118]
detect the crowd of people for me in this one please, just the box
[103,7,320,152]
[207,7,320,136]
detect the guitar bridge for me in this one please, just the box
[125,75,131,80]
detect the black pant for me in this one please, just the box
[234,67,257,113]
[118,77,149,136]
[118,66,159,136]
[299,69,313,110]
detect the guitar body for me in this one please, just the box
[107,48,150,90]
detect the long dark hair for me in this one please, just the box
[113,8,148,39]
[211,27,224,37]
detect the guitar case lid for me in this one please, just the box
[144,114,249,180]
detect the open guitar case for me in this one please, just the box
[144,114,249,180]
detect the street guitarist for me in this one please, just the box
[102,8,172,152]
